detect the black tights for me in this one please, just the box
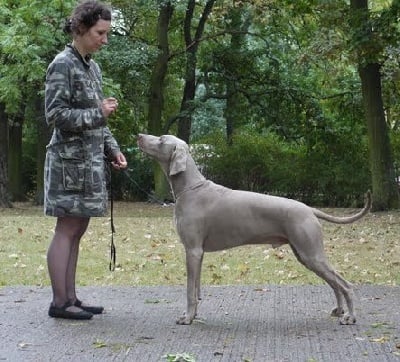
[47,216,90,307]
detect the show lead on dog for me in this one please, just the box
[44,0,127,320]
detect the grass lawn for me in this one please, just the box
[0,201,399,287]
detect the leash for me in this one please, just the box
[121,168,167,206]
[108,166,168,271]
[109,168,116,271]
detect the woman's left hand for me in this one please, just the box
[111,152,128,170]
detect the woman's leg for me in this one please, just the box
[65,218,90,302]
[47,216,89,308]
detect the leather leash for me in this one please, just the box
[108,163,116,271]
[108,167,170,271]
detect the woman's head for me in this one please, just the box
[64,1,112,55]
[64,1,111,36]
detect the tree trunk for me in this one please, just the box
[0,103,12,208]
[225,5,251,145]
[147,1,174,201]
[177,50,196,143]
[177,0,216,143]
[34,96,50,205]
[351,0,399,210]
[359,64,399,210]
[8,114,24,201]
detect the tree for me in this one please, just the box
[0,0,75,204]
[8,111,24,201]
[33,96,51,205]
[2,0,398,205]
[136,0,216,199]
[0,102,11,208]
[350,0,400,210]
[176,0,216,143]
[147,1,174,200]
[222,4,251,144]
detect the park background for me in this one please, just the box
[1,4,399,361]
[1,0,400,210]
[0,0,399,291]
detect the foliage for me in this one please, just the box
[200,128,370,206]
[389,130,400,180]
[0,0,74,114]
[1,0,400,206]
[95,33,156,148]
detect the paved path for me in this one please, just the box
[0,285,399,361]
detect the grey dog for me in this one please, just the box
[137,133,371,325]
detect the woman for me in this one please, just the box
[44,0,127,320]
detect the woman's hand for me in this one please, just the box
[111,152,127,170]
[101,97,118,117]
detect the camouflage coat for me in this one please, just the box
[44,44,120,217]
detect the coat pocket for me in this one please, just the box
[60,152,85,191]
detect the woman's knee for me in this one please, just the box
[55,217,90,239]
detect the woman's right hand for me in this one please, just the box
[101,97,118,117]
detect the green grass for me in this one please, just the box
[0,202,399,287]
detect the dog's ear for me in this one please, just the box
[169,144,187,176]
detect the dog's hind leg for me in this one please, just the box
[317,267,355,325]
[290,243,356,325]
[177,246,204,325]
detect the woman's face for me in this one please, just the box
[77,19,111,54]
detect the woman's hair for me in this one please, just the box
[64,0,111,35]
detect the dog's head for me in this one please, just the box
[137,134,189,176]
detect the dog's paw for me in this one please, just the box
[330,307,345,317]
[176,314,193,325]
[339,313,356,325]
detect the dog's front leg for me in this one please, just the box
[176,246,204,325]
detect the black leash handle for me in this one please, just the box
[109,165,116,271]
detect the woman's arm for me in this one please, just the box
[45,60,106,132]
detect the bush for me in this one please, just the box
[196,129,370,207]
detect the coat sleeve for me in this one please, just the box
[104,126,121,160]
[45,60,107,132]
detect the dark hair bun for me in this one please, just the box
[67,1,111,36]
[63,18,72,34]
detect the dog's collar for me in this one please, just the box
[174,180,206,200]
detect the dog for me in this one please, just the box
[137,133,371,325]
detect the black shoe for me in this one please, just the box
[48,301,93,320]
[74,299,104,315]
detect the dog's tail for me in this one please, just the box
[312,190,371,224]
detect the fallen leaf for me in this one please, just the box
[371,322,387,328]
[370,336,389,343]
[93,340,107,348]
[163,352,196,362]
[18,342,33,349]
